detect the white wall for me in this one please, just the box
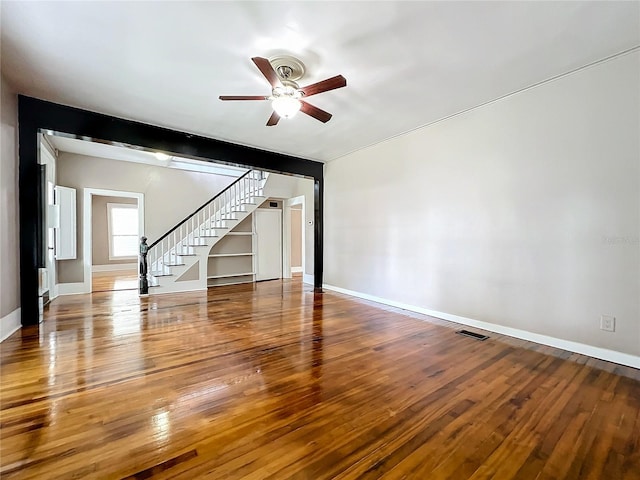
[0,75,21,339]
[325,51,639,359]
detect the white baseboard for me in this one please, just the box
[1,308,21,342]
[323,284,640,370]
[303,273,314,286]
[92,263,137,273]
[57,282,89,296]
[291,266,303,273]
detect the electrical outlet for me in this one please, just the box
[600,315,615,332]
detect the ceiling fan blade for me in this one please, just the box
[300,101,332,123]
[219,95,269,101]
[252,57,281,88]
[266,111,280,126]
[300,75,347,97]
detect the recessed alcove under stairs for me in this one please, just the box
[207,216,256,287]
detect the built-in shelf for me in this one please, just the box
[207,214,255,288]
[207,272,255,279]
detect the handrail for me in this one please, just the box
[148,169,252,249]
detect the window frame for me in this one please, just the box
[106,202,139,261]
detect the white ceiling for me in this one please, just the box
[2,2,639,162]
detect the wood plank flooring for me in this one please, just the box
[1,279,639,479]
[92,271,139,293]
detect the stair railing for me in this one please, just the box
[140,170,266,293]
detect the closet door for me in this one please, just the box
[255,209,282,281]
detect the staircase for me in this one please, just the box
[143,170,268,294]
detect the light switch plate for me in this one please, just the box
[600,315,615,332]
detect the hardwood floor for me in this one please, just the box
[1,279,639,479]
[92,271,139,293]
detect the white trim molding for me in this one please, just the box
[291,266,303,273]
[323,284,640,370]
[1,308,22,342]
[57,282,88,296]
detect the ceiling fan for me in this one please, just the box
[219,56,347,126]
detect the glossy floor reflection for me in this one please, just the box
[92,271,139,292]
[1,279,639,479]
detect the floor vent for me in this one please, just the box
[456,329,489,341]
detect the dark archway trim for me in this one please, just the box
[18,95,324,326]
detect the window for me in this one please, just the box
[107,203,139,260]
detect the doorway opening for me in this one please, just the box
[19,96,324,325]
[290,205,303,277]
[283,195,306,281]
[255,207,283,282]
[91,195,141,292]
[83,189,144,293]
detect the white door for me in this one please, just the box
[255,209,282,281]
[41,144,57,299]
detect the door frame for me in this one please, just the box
[254,208,283,282]
[81,188,144,294]
[39,141,57,300]
[283,195,305,279]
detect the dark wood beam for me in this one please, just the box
[314,178,324,293]
[18,95,325,325]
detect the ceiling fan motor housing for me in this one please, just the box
[269,55,306,81]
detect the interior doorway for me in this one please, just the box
[290,205,303,276]
[91,195,140,292]
[283,195,306,280]
[255,208,283,281]
[82,188,144,294]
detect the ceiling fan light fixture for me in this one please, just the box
[272,94,301,118]
[219,56,346,125]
